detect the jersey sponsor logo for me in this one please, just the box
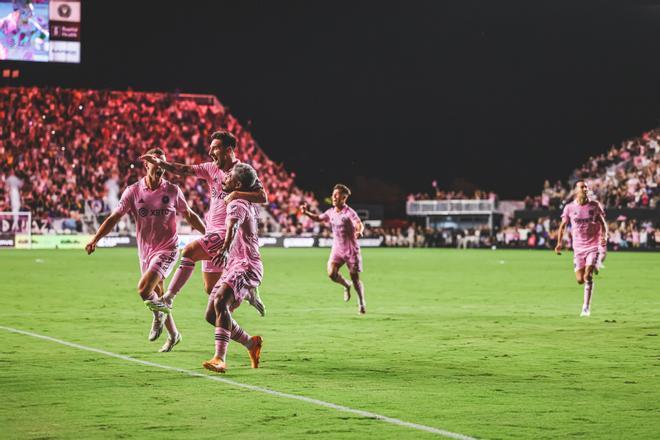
[138,208,171,217]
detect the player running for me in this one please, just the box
[140,131,266,316]
[202,163,264,374]
[299,184,367,314]
[85,148,206,351]
[555,180,608,317]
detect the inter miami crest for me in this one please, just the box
[162,195,170,204]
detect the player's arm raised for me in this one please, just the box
[140,154,195,176]
[298,203,322,221]
[554,219,567,255]
[183,207,206,235]
[85,212,123,255]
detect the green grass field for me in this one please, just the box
[1,248,659,439]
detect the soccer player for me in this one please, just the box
[555,180,608,317]
[202,163,264,374]
[85,148,206,352]
[299,184,366,314]
[140,131,266,316]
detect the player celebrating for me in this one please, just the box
[202,163,264,374]
[555,180,608,317]
[299,184,366,314]
[85,148,206,352]
[140,131,266,316]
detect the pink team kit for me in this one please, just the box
[319,205,363,272]
[191,160,263,273]
[115,177,190,279]
[209,199,264,307]
[561,200,606,271]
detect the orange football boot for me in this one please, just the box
[248,336,263,368]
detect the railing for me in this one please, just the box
[406,200,495,215]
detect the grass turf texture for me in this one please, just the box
[1,248,658,439]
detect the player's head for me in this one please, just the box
[574,179,588,201]
[331,184,351,208]
[208,131,237,166]
[144,147,166,178]
[225,163,257,192]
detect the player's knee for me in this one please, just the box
[349,272,360,282]
[205,310,215,325]
[182,244,197,259]
[576,277,584,285]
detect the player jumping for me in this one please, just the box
[85,148,206,351]
[202,163,264,373]
[299,184,366,314]
[140,131,266,316]
[555,180,608,317]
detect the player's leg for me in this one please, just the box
[348,254,366,314]
[160,239,211,307]
[203,270,223,296]
[574,252,591,317]
[328,260,352,300]
[138,269,167,341]
[155,280,182,352]
[581,249,599,316]
[202,283,234,373]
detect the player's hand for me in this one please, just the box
[601,236,607,247]
[355,230,363,239]
[554,243,562,255]
[212,249,228,267]
[298,203,308,213]
[224,191,237,204]
[85,240,97,255]
[139,154,161,165]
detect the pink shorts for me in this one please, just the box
[328,250,363,273]
[197,231,226,273]
[573,246,602,272]
[209,262,263,309]
[140,249,180,280]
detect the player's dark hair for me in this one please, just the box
[333,184,351,196]
[573,179,585,189]
[145,147,165,156]
[210,130,237,149]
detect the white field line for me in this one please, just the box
[0,325,477,440]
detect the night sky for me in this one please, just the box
[10,1,660,203]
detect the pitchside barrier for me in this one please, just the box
[2,233,384,250]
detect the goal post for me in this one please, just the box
[0,211,32,249]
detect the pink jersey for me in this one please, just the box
[561,200,605,249]
[115,177,189,259]
[225,199,263,277]
[191,160,263,234]
[319,205,361,256]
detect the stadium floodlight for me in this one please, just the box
[0,212,32,249]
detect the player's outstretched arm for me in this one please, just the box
[554,219,567,255]
[85,212,123,255]
[298,203,322,221]
[139,154,195,176]
[184,207,206,235]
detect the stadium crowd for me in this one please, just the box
[0,86,316,233]
[525,130,659,209]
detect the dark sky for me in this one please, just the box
[12,0,660,201]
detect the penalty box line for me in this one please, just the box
[0,325,477,440]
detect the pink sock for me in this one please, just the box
[583,280,594,309]
[165,257,195,300]
[230,319,251,348]
[214,327,231,361]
